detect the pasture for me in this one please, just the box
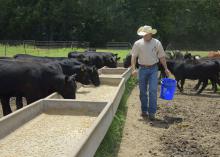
[0,44,129,62]
[0,44,210,60]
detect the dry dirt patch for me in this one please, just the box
[117,81,220,157]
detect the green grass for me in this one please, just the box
[0,44,130,61]
[0,44,210,61]
[94,77,138,157]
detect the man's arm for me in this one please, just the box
[131,55,137,71]
[131,55,138,76]
[159,57,168,69]
[130,42,139,76]
[159,57,170,77]
[157,40,170,77]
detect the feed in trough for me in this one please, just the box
[0,109,97,157]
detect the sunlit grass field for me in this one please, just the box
[0,44,210,61]
[0,44,130,61]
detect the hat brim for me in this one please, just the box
[137,27,157,36]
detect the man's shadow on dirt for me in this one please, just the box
[139,116,183,129]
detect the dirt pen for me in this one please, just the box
[118,80,220,157]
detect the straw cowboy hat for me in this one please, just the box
[137,25,157,36]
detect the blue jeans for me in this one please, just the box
[138,65,158,115]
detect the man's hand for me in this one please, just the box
[132,69,138,77]
[165,68,171,77]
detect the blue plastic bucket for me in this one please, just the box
[160,78,177,100]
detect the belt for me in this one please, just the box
[139,63,157,68]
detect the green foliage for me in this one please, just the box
[94,77,138,157]
[0,0,219,49]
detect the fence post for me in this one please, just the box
[23,41,26,54]
[4,44,6,56]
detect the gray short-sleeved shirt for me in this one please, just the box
[131,38,166,65]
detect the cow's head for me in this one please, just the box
[104,56,117,68]
[77,64,91,85]
[61,74,77,99]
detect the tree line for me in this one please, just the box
[0,0,220,49]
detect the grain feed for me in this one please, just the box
[0,109,97,157]
[76,84,117,101]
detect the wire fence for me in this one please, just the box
[0,40,90,57]
[0,40,132,57]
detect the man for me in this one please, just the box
[131,25,170,121]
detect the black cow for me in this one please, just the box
[193,58,220,92]
[85,50,121,61]
[68,51,118,68]
[123,54,139,68]
[0,60,77,116]
[84,51,119,68]
[58,59,100,86]
[14,54,100,86]
[166,59,220,94]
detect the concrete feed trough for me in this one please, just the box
[0,99,116,157]
[0,67,129,157]
[99,67,131,81]
[47,77,123,100]
[46,77,126,115]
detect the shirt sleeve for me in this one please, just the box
[131,42,139,57]
[157,41,166,58]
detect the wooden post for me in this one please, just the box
[23,41,26,54]
[4,44,6,56]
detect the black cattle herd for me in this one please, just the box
[0,50,219,116]
[123,51,220,94]
[0,50,120,116]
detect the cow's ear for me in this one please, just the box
[65,74,76,83]
[70,74,77,80]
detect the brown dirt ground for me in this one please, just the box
[117,81,220,157]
